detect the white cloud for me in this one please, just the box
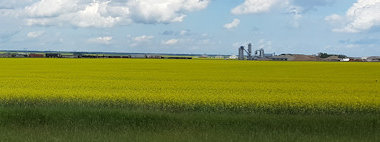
[232,0,337,15]
[325,14,342,22]
[231,0,306,28]
[25,18,54,26]
[257,39,273,52]
[22,0,125,28]
[88,36,112,44]
[5,0,209,27]
[162,30,191,36]
[133,35,154,42]
[0,0,35,9]
[128,35,155,47]
[162,39,179,45]
[325,14,345,28]
[27,31,44,38]
[180,30,188,35]
[292,0,336,11]
[70,1,121,28]
[231,0,339,28]
[288,6,302,28]
[224,19,240,29]
[326,0,380,33]
[231,0,289,15]
[126,0,209,24]
[24,0,78,17]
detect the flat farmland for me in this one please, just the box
[0,59,379,141]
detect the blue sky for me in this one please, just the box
[0,0,379,56]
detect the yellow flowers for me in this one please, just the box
[0,58,379,111]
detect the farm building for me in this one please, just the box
[46,53,62,58]
[364,56,380,62]
[229,55,238,59]
[264,53,275,58]
[340,58,350,62]
[271,57,288,61]
[81,55,99,58]
[12,53,28,58]
[164,57,192,59]
[146,55,162,59]
[107,55,131,58]
[200,54,209,58]
[214,56,225,59]
[29,54,44,58]
[0,53,12,58]
[131,54,147,58]
[73,53,83,58]
[61,54,77,58]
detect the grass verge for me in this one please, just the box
[0,101,378,142]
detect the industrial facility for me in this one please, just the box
[238,43,273,60]
[235,43,376,62]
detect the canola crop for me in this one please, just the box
[0,58,379,112]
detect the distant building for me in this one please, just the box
[271,57,288,61]
[46,53,62,58]
[146,55,161,59]
[12,53,28,58]
[108,56,123,58]
[0,53,11,58]
[229,55,238,60]
[340,58,350,62]
[131,54,147,58]
[264,53,275,58]
[200,54,209,58]
[254,48,265,58]
[365,56,380,62]
[214,56,225,59]
[29,54,44,58]
[61,54,77,58]
[164,56,192,59]
[238,46,245,60]
[73,53,83,58]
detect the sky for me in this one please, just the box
[0,0,379,57]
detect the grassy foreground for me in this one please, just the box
[0,102,379,142]
[0,59,379,141]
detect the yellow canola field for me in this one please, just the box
[0,58,379,110]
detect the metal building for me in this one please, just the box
[238,46,245,60]
[255,48,265,58]
[247,43,253,60]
